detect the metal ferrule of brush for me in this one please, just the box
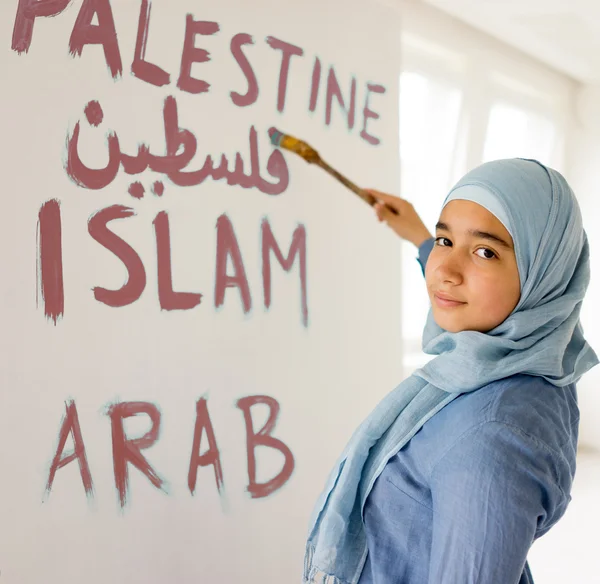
[268,128,320,163]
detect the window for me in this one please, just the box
[483,102,558,166]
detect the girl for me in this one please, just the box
[303,159,598,584]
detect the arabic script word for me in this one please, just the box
[66,97,289,196]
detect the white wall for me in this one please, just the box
[0,1,402,583]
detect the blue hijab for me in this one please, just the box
[303,159,598,584]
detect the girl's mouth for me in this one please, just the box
[433,293,467,308]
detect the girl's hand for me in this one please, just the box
[365,189,433,248]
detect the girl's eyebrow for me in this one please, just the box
[435,221,513,250]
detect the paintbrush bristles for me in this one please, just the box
[280,135,321,164]
[269,128,321,164]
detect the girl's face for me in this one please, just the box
[425,200,521,333]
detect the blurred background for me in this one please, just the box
[397,1,600,581]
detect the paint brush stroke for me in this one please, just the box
[37,199,64,324]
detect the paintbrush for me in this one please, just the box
[268,128,399,215]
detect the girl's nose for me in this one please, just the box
[436,251,464,285]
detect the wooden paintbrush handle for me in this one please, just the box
[316,159,399,215]
[269,128,399,216]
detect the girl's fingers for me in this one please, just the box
[365,189,402,209]
[365,188,400,205]
[375,203,394,224]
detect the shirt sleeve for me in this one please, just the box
[417,237,435,276]
[428,421,570,584]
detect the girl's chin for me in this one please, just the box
[433,313,471,333]
[434,316,496,334]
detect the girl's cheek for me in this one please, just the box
[424,265,433,287]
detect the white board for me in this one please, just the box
[0,0,402,582]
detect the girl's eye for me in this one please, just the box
[475,247,497,260]
[435,238,497,259]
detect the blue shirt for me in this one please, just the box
[358,238,579,584]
